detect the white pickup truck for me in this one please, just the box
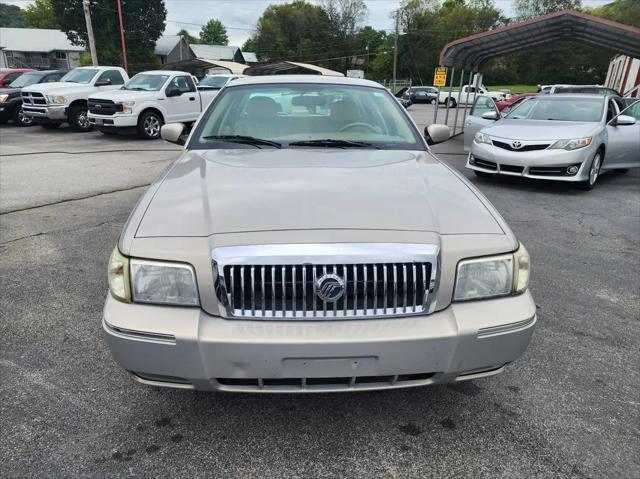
[21,66,129,131]
[87,70,226,139]
[438,85,506,108]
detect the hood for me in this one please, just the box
[88,89,149,101]
[0,87,21,97]
[21,81,87,95]
[135,149,503,238]
[484,119,599,141]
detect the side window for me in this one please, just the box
[470,95,496,117]
[621,100,640,120]
[168,76,194,94]
[606,100,618,123]
[97,70,125,85]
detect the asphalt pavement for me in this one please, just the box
[1,111,639,479]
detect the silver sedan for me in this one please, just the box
[464,95,640,190]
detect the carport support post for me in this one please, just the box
[461,70,474,132]
[432,93,439,125]
[470,72,481,111]
[443,66,455,126]
[452,68,465,136]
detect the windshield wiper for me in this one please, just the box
[289,139,376,148]
[202,135,281,148]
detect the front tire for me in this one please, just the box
[579,151,602,191]
[430,98,437,105]
[69,104,92,132]
[14,106,33,127]
[137,111,163,139]
[446,98,457,108]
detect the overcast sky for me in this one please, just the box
[3,0,615,47]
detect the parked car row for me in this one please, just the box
[461,93,640,190]
[0,66,244,139]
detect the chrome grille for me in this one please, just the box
[21,91,46,105]
[213,244,439,320]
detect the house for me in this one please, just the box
[0,28,85,69]
[154,35,194,64]
[605,54,640,97]
[190,44,245,64]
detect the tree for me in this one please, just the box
[24,0,59,29]
[199,19,228,45]
[52,0,167,73]
[177,28,199,44]
[588,0,640,28]
[513,0,581,20]
[245,1,331,62]
[0,4,24,27]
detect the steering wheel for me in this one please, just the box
[338,122,378,133]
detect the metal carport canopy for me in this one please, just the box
[244,61,344,77]
[439,9,640,70]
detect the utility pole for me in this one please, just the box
[115,0,128,73]
[392,12,399,94]
[83,0,98,66]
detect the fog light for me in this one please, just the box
[566,165,579,175]
[469,155,476,165]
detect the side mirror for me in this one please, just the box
[424,124,450,145]
[613,114,636,126]
[161,123,186,145]
[166,87,181,97]
[481,111,499,120]
[95,78,112,87]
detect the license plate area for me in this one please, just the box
[94,118,103,125]
[282,356,378,377]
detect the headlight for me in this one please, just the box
[46,95,66,104]
[549,137,592,150]
[454,243,530,301]
[474,132,492,145]
[0,94,8,103]
[130,259,199,306]
[108,247,131,302]
[117,101,135,113]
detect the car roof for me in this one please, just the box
[228,75,385,89]
[139,70,184,75]
[537,93,606,99]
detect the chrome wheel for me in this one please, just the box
[17,107,32,126]
[144,115,161,138]
[589,153,601,186]
[77,110,90,129]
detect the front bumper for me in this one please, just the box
[467,142,594,182]
[103,291,537,392]
[22,104,67,121]
[88,113,138,128]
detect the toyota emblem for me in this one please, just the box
[511,141,523,149]
[315,273,345,302]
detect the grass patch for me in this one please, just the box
[487,85,538,94]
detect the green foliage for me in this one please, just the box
[177,29,199,45]
[485,84,538,94]
[587,0,640,28]
[514,0,582,20]
[24,0,59,29]
[0,3,24,27]
[199,19,228,45]
[51,0,166,74]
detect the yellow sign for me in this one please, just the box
[434,66,447,87]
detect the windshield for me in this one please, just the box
[9,72,43,88]
[191,83,423,150]
[505,97,604,122]
[123,73,169,91]
[199,76,231,88]
[61,68,98,84]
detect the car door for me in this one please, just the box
[463,95,499,151]
[165,75,198,122]
[604,99,640,169]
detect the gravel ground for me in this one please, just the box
[1,110,638,479]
